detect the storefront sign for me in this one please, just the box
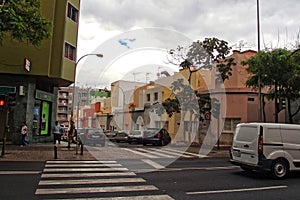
[35,90,54,102]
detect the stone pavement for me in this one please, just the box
[0,141,96,161]
[0,141,230,162]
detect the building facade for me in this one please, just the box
[0,0,81,144]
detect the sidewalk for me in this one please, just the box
[0,141,96,161]
[0,142,230,162]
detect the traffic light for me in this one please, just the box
[7,92,16,108]
[0,95,6,111]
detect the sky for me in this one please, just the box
[75,0,300,88]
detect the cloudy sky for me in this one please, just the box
[76,0,300,88]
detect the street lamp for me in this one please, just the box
[111,84,125,130]
[70,53,103,122]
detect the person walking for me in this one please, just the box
[53,120,62,144]
[21,122,29,146]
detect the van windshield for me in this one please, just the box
[235,126,258,142]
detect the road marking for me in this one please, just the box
[164,147,207,158]
[43,167,128,172]
[39,177,146,185]
[159,166,239,172]
[122,148,159,158]
[0,171,41,175]
[46,160,116,164]
[41,172,136,178]
[186,185,288,195]
[152,148,193,158]
[142,159,165,169]
[35,185,158,195]
[60,195,174,200]
[45,163,122,168]
[137,148,175,158]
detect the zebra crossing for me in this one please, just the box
[35,160,173,199]
[122,147,207,159]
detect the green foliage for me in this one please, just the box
[0,0,51,46]
[154,37,234,121]
[242,48,300,123]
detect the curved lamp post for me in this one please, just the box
[70,53,103,122]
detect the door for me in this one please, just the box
[232,124,259,165]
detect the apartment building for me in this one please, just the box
[0,0,81,144]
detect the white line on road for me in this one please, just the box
[45,163,122,168]
[41,172,136,178]
[122,148,159,158]
[39,177,146,185]
[0,171,41,175]
[57,195,174,200]
[35,185,158,195]
[46,160,117,164]
[43,167,128,172]
[142,159,165,169]
[137,148,175,158]
[186,185,288,195]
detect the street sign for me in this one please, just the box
[0,86,16,95]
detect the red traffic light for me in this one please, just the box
[0,99,5,106]
[0,95,6,111]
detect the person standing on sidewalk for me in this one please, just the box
[53,120,62,144]
[21,122,29,146]
[67,120,75,149]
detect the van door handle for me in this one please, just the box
[244,144,249,148]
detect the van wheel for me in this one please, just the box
[271,159,289,179]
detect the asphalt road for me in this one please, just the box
[0,157,300,199]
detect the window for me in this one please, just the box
[147,94,150,101]
[224,118,241,132]
[64,42,76,61]
[154,92,158,101]
[248,97,255,101]
[67,3,79,23]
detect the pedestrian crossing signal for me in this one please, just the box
[7,92,16,108]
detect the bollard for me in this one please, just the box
[54,145,57,159]
[80,143,83,155]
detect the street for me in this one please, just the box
[0,144,300,199]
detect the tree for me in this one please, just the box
[0,0,51,46]
[242,48,300,123]
[153,37,235,143]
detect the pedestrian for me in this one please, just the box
[53,120,62,144]
[68,120,75,149]
[21,122,29,146]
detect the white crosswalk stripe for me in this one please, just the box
[35,160,174,199]
[121,147,207,159]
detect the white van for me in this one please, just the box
[230,123,300,179]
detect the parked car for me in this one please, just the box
[230,123,300,179]
[142,128,171,146]
[128,130,143,144]
[78,128,106,147]
[104,130,116,139]
[114,130,129,143]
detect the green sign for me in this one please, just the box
[0,86,16,95]
[36,90,54,102]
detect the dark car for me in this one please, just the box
[142,128,171,146]
[104,130,116,139]
[78,128,106,146]
[128,130,143,144]
[114,130,129,143]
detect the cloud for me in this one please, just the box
[77,0,300,87]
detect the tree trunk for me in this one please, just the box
[287,98,294,124]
